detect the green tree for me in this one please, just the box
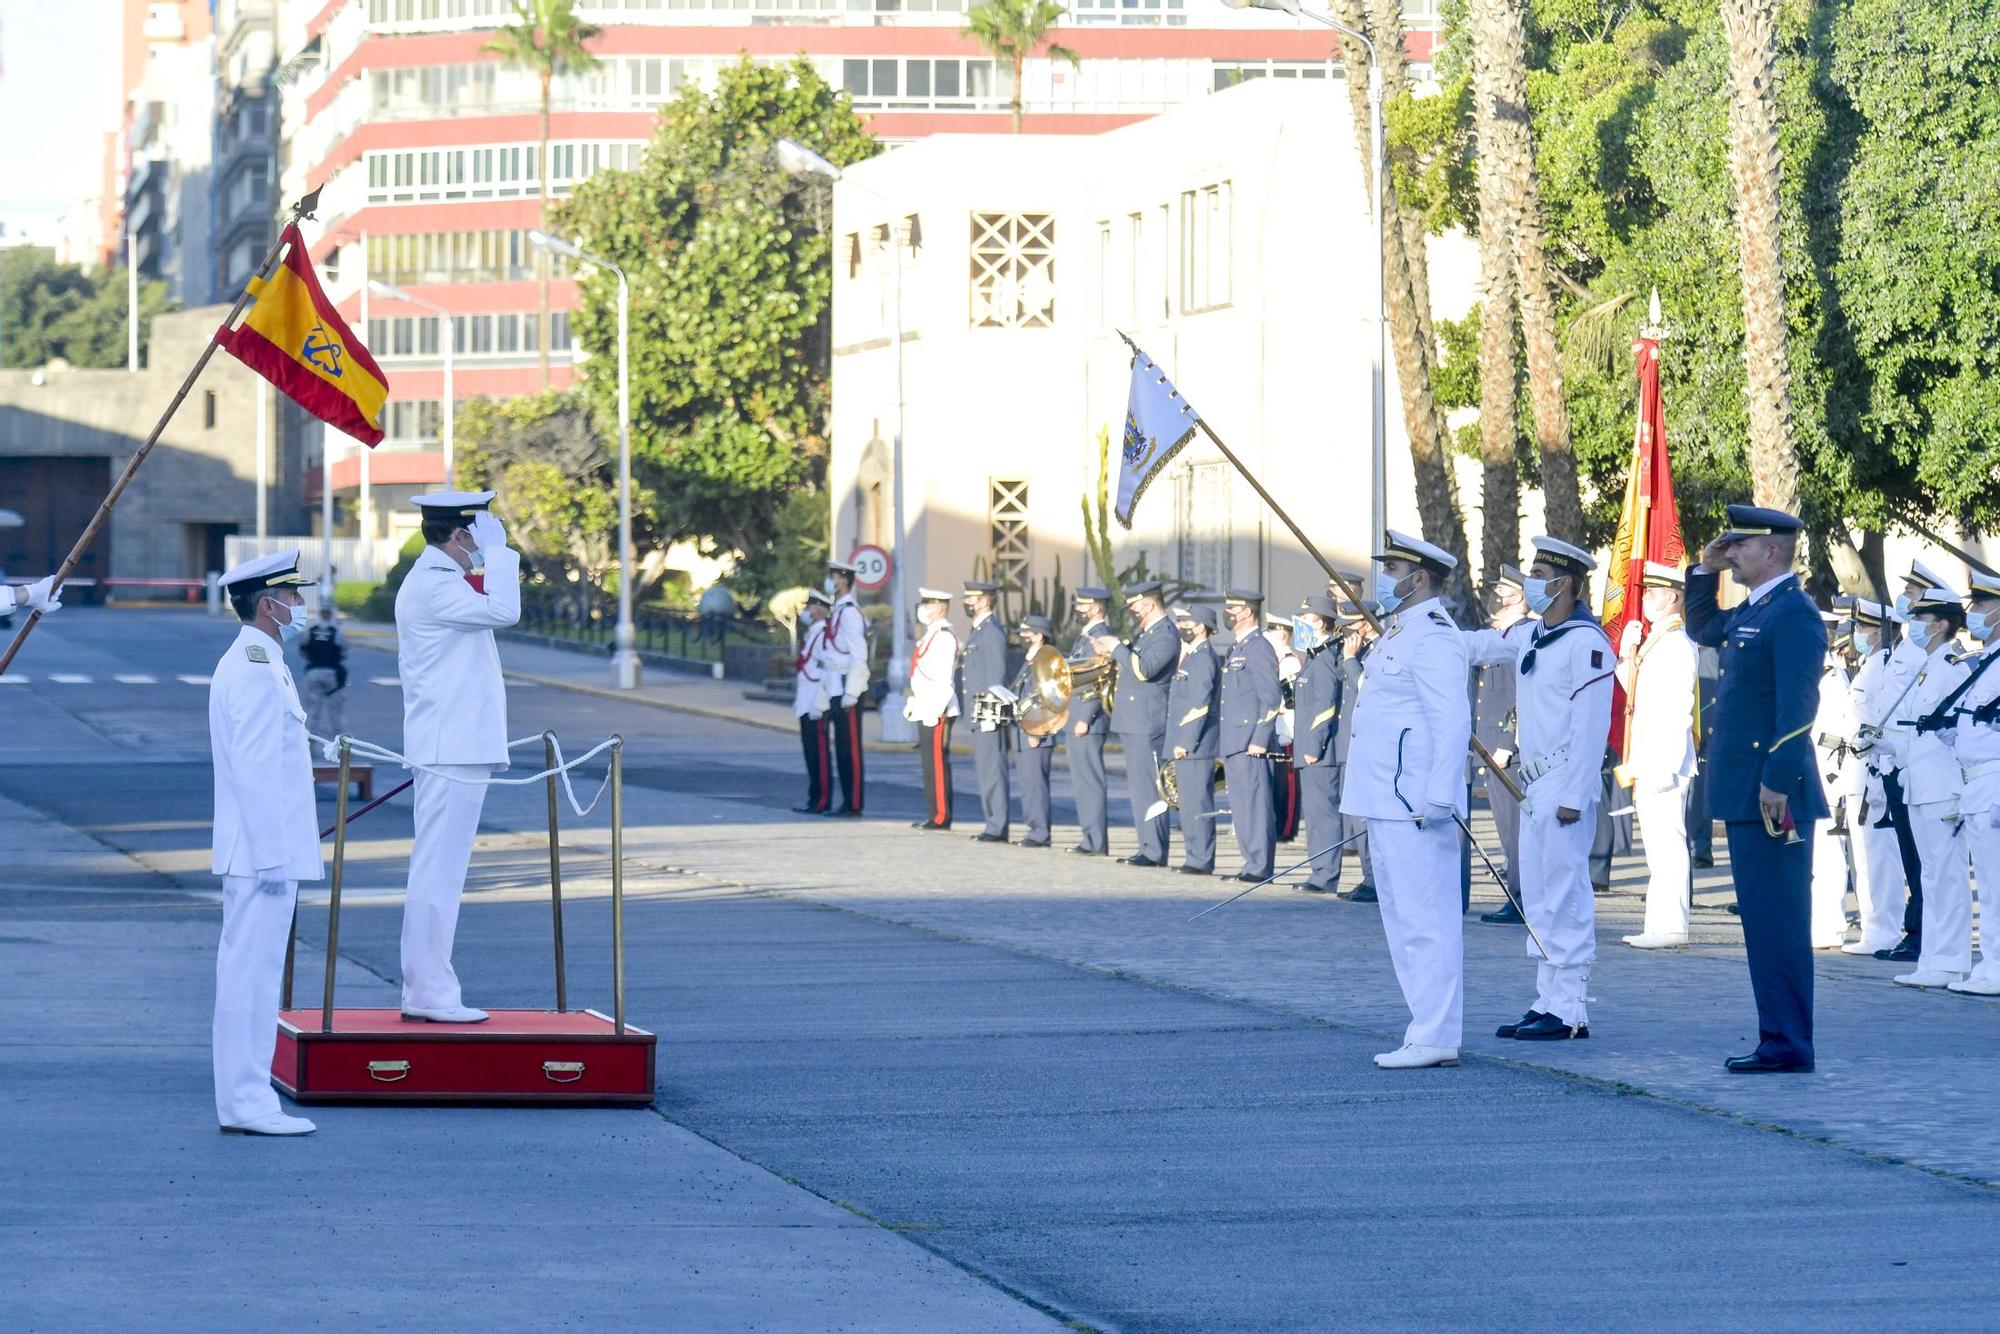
[0,247,174,370]
[555,58,875,568]
[484,0,602,388]
[963,0,1079,134]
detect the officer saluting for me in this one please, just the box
[960,581,1011,843]
[1342,532,1472,1069]
[209,550,323,1136]
[1011,614,1057,848]
[1166,603,1222,876]
[1065,588,1114,856]
[1219,590,1283,882]
[1686,505,1828,1074]
[1095,582,1179,868]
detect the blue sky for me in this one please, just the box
[0,0,114,217]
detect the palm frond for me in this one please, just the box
[1563,291,1637,377]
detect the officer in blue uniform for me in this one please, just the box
[1167,603,1222,875]
[1065,588,1115,856]
[960,580,1011,843]
[1219,589,1284,881]
[1010,614,1056,848]
[1095,581,1179,867]
[1686,505,1829,1074]
[1292,596,1345,892]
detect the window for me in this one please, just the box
[364,140,644,205]
[969,213,1056,330]
[1180,182,1231,313]
[989,478,1030,596]
[843,58,997,107]
[1174,460,1230,591]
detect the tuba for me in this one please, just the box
[1157,754,1181,810]
[1015,646,1120,737]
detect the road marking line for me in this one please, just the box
[371,676,401,686]
[177,674,212,685]
[0,676,28,684]
[50,673,93,684]
[115,674,158,684]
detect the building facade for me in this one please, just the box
[212,0,282,304]
[120,1,218,305]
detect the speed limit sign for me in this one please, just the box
[849,544,893,592]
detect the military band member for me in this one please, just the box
[1344,533,1471,1068]
[1011,614,1056,848]
[820,560,869,817]
[1467,537,1615,1042]
[959,581,1011,843]
[905,588,960,830]
[1267,615,1303,843]
[1807,611,1864,949]
[1616,562,1698,949]
[1894,586,1973,988]
[1838,597,1901,955]
[1095,582,1178,868]
[792,589,834,814]
[1168,604,1222,875]
[1687,505,1828,1074]
[299,604,348,741]
[1292,596,1345,893]
[1946,571,2000,995]
[1333,599,1379,900]
[0,575,62,620]
[1475,568,1532,924]
[209,550,322,1135]
[395,491,521,1024]
[1218,591,1283,882]
[1066,588,1114,856]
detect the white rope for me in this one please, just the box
[310,730,619,818]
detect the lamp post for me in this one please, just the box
[528,230,639,691]
[1222,0,1385,557]
[775,138,916,744]
[368,280,456,485]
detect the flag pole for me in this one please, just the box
[1113,332,1524,803]
[0,189,323,678]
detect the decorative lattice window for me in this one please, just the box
[989,477,1031,595]
[970,212,1056,329]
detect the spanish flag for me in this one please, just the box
[1601,323,1685,757]
[216,224,388,446]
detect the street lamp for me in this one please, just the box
[368,280,456,486]
[776,137,916,744]
[527,228,640,691]
[1222,0,1386,558]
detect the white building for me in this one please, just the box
[829,78,1477,616]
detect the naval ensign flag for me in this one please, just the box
[1114,339,1202,529]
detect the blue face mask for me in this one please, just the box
[1375,571,1406,614]
[1968,612,1995,643]
[1523,578,1556,616]
[1894,593,1914,618]
[1291,617,1322,654]
[1852,629,1874,656]
[270,599,303,643]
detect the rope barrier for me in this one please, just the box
[308,730,620,818]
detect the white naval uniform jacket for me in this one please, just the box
[1465,608,1615,816]
[821,595,871,704]
[395,544,522,769]
[1949,644,2000,816]
[794,619,831,719]
[209,625,325,881]
[1339,597,1471,821]
[1811,661,1864,810]
[1867,633,1929,774]
[1902,645,1971,807]
[904,619,961,726]
[1623,618,1698,787]
[1851,648,1892,806]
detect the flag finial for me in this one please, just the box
[1641,287,1666,339]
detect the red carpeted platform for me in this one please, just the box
[273,1009,655,1105]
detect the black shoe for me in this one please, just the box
[1175,864,1213,876]
[1726,902,1740,916]
[1513,1013,1589,1041]
[1120,855,1163,868]
[1726,1052,1814,1074]
[793,804,828,814]
[1480,902,1524,925]
[1875,936,1920,962]
[1017,839,1051,849]
[1341,884,1378,903]
[1069,845,1108,857]
[1692,854,1715,869]
[1236,871,1269,884]
[1495,1010,1546,1039]
[826,807,863,818]
[975,832,1008,843]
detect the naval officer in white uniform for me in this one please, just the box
[396,491,522,1023]
[1341,531,1472,1069]
[1615,561,1698,949]
[209,550,322,1136]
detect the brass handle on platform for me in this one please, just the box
[367,1060,411,1082]
[543,1061,585,1084]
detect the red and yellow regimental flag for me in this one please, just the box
[216,224,388,446]
[1602,334,1685,756]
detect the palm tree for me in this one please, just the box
[963,0,1079,134]
[1720,0,1798,512]
[485,0,601,388]
[1470,0,1583,542]
[1468,0,1521,601]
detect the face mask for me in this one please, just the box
[269,598,303,643]
[1853,629,1873,655]
[1291,617,1322,654]
[915,605,932,627]
[1970,612,1996,643]
[1894,593,1914,618]
[1523,578,1556,616]
[1910,621,1938,650]
[1177,625,1197,644]
[1375,571,1407,614]
[824,576,837,596]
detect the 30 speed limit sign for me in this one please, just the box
[848,544,892,592]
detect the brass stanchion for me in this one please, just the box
[544,731,568,1012]
[321,738,352,1034]
[610,736,625,1036]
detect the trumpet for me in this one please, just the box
[1013,645,1119,737]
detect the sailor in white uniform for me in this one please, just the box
[1947,571,2000,995]
[208,550,323,1136]
[1843,598,1905,955]
[1465,537,1616,1041]
[1341,531,1472,1069]
[1893,585,1973,988]
[1616,562,1698,949]
[395,491,522,1023]
[1807,610,1864,949]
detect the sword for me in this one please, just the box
[1453,812,1551,961]
[1187,828,1366,922]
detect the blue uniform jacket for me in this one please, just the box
[1110,616,1178,737]
[1068,620,1110,734]
[1219,630,1282,757]
[1167,642,1220,758]
[959,616,1009,699]
[1685,568,1829,823]
[1293,645,1342,765]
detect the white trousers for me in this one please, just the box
[402,765,490,1011]
[1857,802,1908,950]
[1631,777,1691,939]
[1519,799,1596,1025]
[1965,815,2000,983]
[1910,800,1972,975]
[1809,819,1853,949]
[1369,816,1464,1050]
[214,874,296,1126]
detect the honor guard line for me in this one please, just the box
[0,187,327,679]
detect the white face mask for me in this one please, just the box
[1894,593,1915,617]
[1911,620,1942,651]
[1967,612,1995,643]
[1375,570,1407,614]
[1523,577,1556,616]
[1852,629,1873,655]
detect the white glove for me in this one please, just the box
[842,693,859,708]
[1619,621,1642,657]
[1421,801,1457,829]
[1490,748,1515,770]
[20,576,61,614]
[902,700,918,723]
[254,870,289,896]
[468,511,508,552]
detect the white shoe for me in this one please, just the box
[1623,932,1690,949]
[1947,973,2000,995]
[1373,1043,1460,1069]
[1841,940,1894,955]
[221,1112,317,1136]
[1893,969,1965,989]
[400,1004,489,1023]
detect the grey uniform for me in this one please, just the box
[1065,619,1112,851]
[1012,657,1053,844]
[960,615,1011,838]
[1293,643,1346,889]
[1110,616,1180,862]
[1219,631,1283,878]
[1335,645,1376,888]
[1167,641,1221,871]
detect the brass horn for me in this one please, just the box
[1016,646,1119,737]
